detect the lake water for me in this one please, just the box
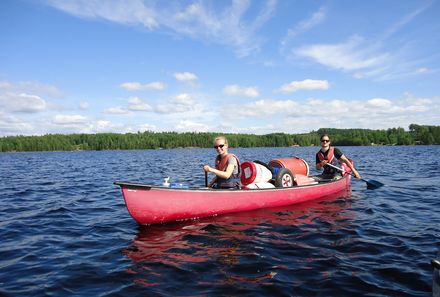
[0,146,439,296]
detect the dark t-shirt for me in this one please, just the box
[316,147,344,176]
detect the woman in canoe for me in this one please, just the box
[316,134,361,179]
[203,136,241,189]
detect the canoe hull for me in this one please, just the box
[115,175,351,225]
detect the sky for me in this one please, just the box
[1,0,439,136]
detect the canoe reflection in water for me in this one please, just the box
[122,188,353,290]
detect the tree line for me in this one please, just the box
[0,124,438,152]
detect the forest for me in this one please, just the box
[0,124,439,152]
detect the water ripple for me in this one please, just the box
[0,147,438,296]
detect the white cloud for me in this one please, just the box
[0,93,47,113]
[0,80,62,98]
[120,81,165,91]
[225,99,299,119]
[127,96,153,111]
[155,93,201,114]
[1,92,437,136]
[47,0,277,57]
[104,106,129,114]
[295,36,389,72]
[0,81,12,89]
[81,121,156,134]
[169,1,277,57]
[120,82,142,91]
[291,3,434,82]
[155,93,207,115]
[403,94,432,112]
[415,67,429,74]
[292,34,431,82]
[104,93,203,115]
[380,2,432,41]
[408,97,431,106]
[155,102,193,114]
[170,93,195,105]
[277,79,329,93]
[175,120,208,132]
[90,120,116,132]
[366,98,392,108]
[174,72,198,82]
[223,85,259,97]
[137,123,156,132]
[79,101,89,110]
[53,114,88,125]
[0,112,34,135]
[47,0,158,29]
[281,6,326,50]
[50,114,137,134]
[353,72,365,79]
[221,94,439,133]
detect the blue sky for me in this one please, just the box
[1,0,439,136]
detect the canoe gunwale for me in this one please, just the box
[114,176,340,193]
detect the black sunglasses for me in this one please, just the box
[214,144,225,149]
[321,139,330,143]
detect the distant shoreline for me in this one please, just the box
[1,124,439,152]
[1,144,438,155]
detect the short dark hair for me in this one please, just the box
[320,134,330,141]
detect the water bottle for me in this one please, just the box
[170,183,189,188]
[162,177,170,187]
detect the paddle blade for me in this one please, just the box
[365,179,384,189]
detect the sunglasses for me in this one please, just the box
[214,144,225,149]
[321,139,330,143]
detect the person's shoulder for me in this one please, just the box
[227,156,238,167]
[228,154,238,162]
[333,147,343,155]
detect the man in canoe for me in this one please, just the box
[316,134,361,180]
[203,136,241,189]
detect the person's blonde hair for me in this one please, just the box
[214,136,228,145]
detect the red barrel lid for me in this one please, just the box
[240,161,257,185]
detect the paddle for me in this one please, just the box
[325,163,384,189]
[205,171,208,187]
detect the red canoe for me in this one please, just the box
[114,174,351,225]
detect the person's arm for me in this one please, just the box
[204,165,219,187]
[339,155,361,179]
[208,177,217,187]
[203,163,235,179]
[316,160,328,170]
[316,154,328,170]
